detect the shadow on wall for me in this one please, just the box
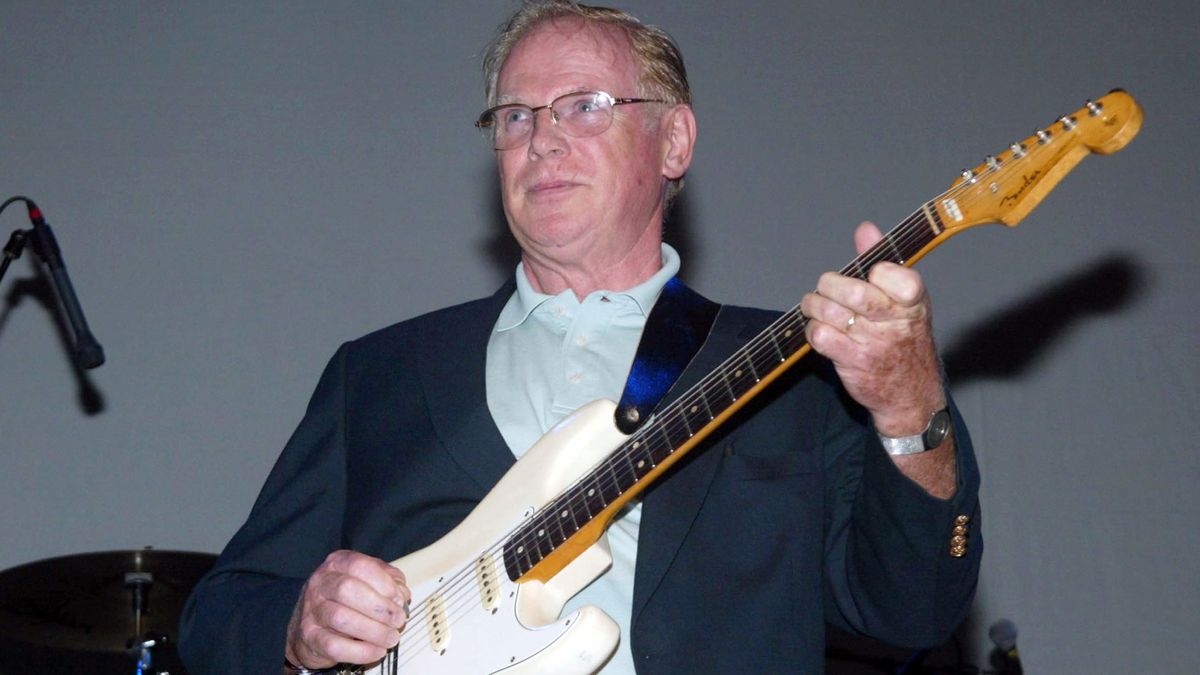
[0,269,106,416]
[942,253,1146,384]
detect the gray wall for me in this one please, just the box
[2,1,1196,671]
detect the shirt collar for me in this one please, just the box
[495,243,682,332]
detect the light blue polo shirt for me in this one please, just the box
[485,243,681,674]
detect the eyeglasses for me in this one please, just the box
[475,90,666,150]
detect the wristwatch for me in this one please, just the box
[878,407,952,456]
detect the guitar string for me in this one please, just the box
[375,124,1069,671]
[494,120,1069,556]
[379,125,1068,671]
[361,119,1073,671]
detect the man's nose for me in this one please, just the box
[528,107,568,158]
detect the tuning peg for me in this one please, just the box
[1036,128,1052,144]
[960,168,977,183]
[985,155,1001,170]
[1086,99,1103,117]
[1009,142,1027,158]
[1059,114,1078,131]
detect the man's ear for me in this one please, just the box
[660,104,697,180]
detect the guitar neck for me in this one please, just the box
[503,89,1143,584]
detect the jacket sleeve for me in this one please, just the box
[178,345,351,675]
[821,386,982,648]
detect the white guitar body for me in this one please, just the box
[357,399,627,675]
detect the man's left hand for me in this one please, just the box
[800,221,946,440]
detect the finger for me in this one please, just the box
[327,573,409,631]
[801,291,856,333]
[313,597,403,650]
[325,552,410,615]
[854,221,883,255]
[814,271,892,321]
[866,263,926,308]
[386,566,412,607]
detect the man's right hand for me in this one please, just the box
[285,550,411,670]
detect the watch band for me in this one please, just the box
[878,407,951,456]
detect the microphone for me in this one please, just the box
[988,618,1024,675]
[24,200,105,369]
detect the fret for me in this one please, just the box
[724,351,761,401]
[929,201,946,233]
[530,517,555,559]
[719,369,738,403]
[893,215,936,261]
[612,445,638,491]
[661,412,694,450]
[920,201,943,235]
[775,313,808,356]
[767,330,787,362]
[549,499,578,540]
[582,479,606,516]
[884,233,906,265]
[599,458,624,505]
[677,406,693,438]
[627,437,655,478]
[845,258,868,280]
[694,388,716,422]
[647,431,673,465]
[679,396,713,439]
[556,496,581,533]
[747,344,780,385]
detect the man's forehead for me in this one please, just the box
[496,18,637,102]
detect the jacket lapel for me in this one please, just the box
[419,282,517,494]
[632,305,755,621]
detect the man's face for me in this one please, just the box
[495,19,670,276]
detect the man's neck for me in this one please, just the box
[520,234,665,300]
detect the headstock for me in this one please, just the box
[934,89,1143,233]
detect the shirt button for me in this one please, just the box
[568,372,583,384]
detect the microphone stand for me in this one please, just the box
[1,195,105,370]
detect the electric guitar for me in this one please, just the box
[339,90,1142,674]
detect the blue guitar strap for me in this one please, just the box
[615,276,720,434]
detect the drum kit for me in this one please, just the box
[0,547,215,675]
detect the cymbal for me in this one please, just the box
[0,548,216,653]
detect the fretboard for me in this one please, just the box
[501,202,944,580]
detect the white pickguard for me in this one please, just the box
[351,399,628,675]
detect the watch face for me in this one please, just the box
[924,409,952,449]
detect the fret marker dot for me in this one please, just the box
[517,546,524,553]
[735,369,743,377]
[561,510,568,518]
[588,488,596,496]
[690,405,698,413]
[785,329,793,337]
[637,460,645,469]
[633,441,640,449]
[538,529,545,537]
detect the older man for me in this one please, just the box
[180,2,979,674]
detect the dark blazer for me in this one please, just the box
[179,283,981,674]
